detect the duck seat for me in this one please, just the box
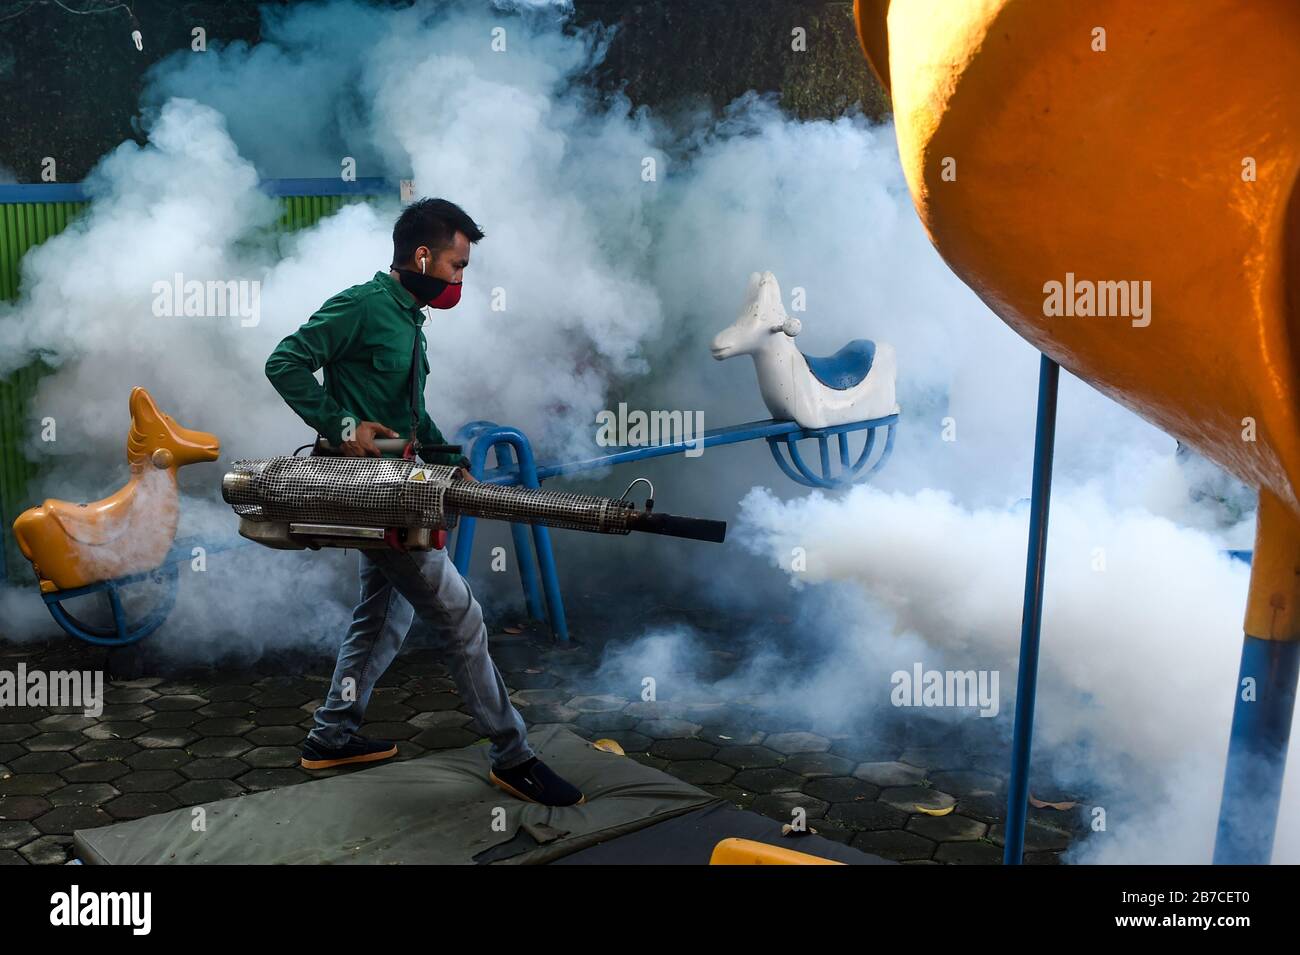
[11,387,220,593]
[801,339,877,391]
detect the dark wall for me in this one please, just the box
[0,0,888,183]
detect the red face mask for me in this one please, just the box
[391,264,463,309]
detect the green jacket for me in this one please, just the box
[265,270,467,467]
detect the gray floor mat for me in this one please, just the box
[74,726,719,864]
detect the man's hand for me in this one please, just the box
[456,466,478,482]
[340,421,399,457]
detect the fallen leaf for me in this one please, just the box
[1029,795,1078,811]
[503,625,524,634]
[915,805,955,816]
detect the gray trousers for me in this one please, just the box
[309,544,535,770]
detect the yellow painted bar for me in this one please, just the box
[708,838,844,866]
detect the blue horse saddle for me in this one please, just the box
[800,339,877,391]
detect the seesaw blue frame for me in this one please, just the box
[450,414,899,643]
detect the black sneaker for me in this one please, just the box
[489,757,585,807]
[300,733,398,770]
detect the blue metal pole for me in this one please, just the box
[1004,354,1060,865]
[1213,635,1300,863]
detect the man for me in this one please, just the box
[265,197,583,807]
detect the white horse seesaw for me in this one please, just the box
[711,271,899,429]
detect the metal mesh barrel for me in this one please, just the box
[221,456,637,535]
[221,457,459,529]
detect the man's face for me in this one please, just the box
[417,231,471,283]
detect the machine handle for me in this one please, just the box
[626,511,727,543]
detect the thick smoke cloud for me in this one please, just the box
[0,0,1281,861]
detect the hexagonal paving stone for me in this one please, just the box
[762,732,830,756]
[664,760,735,786]
[803,776,881,803]
[1025,850,1062,865]
[827,737,903,762]
[19,834,72,865]
[0,850,28,864]
[48,783,119,807]
[33,804,112,834]
[851,829,936,862]
[0,820,39,849]
[240,747,300,769]
[196,700,257,718]
[622,700,688,720]
[715,745,782,771]
[114,771,185,794]
[411,691,476,719]
[519,703,581,724]
[825,800,909,832]
[0,708,49,728]
[360,701,414,722]
[250,709,305,727]
[628,753,671,772]
[511,688,568,706]
[188,737,253,759]
[73,740,140,762]
[132,730,199,750]
[180,758,248,781]
[988,821,1071,852]
[250,688,309,708]
[147,694,207,711]
[636,719,702,740]
[240,768,309,792]
[0,773,65,797]
[98,704,154,721]
[930,770,1004,796]
[566,695,627,714]
[356,722,418,741]
[58,761,129,784]
[731,768,805,794]
[408,710,470,731]
[191,719,255,739]
[935,840,1004,864]
[103,687,158,705]
[246,726,306,746]
[23,732,84,752]
[954,791,1008,825]
[900,747,964,770]
[126,748,191,771]
[906,812,988,842]
[35,714,98,733]
[142,710,202,729]
[853,761,927,788]
[649,738,717,761]
[0,724,36,743]
[0,795,51,820]
[172,779,245,805]
[205,685,258,703]
[82,721,147,741]
[12,751,76,774]
[782,752,856,777]
[104,792,181,820]
[699,728,765,747]
[880,786,957,815]
[751,791,830,823]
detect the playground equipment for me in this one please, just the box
[221,455,727,549]
[10,388,227,646]
[711,271,898,428]
[854,0,1300,864]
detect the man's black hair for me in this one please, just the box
[392,197,485,265]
